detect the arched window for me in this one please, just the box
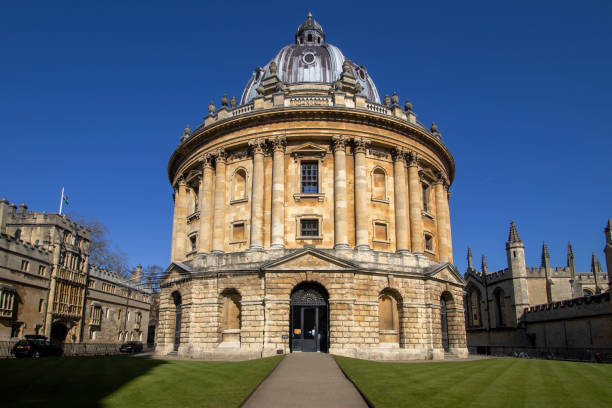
[14,229,21,240]
[378,289,400,345]
[371,167,387,200]
[493,288,505,327]
[307,33,312,42]
[466,288,481,327]
[422,183,430,212]
[220,289,241,344]
[232,168,247,201]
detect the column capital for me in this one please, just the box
[213,148,227,164]
[407,151,421,168]
[352,137,370,154]
[331,135,348,152]
[248,138,267,155]
[434,172,450,188]
[199,153,214,169]
[176,176,186,188]
[391,147,406,162]
[270,136,286,152]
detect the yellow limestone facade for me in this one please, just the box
[157,15,467,360]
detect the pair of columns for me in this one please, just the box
[171,137,453,263]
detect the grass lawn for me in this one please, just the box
[0,355,282,408]
[335,356,612,408]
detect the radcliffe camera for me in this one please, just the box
[1,4,610,408]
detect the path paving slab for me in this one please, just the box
[242,353,368,408]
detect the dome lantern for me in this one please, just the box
[295,12,325,45]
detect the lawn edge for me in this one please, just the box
[333,355,376,408]
[237,354,285,408]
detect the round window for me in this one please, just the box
[303,52,316,65]
[358,69,366,80]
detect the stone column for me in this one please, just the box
[174,178,188,260]
[212,149,227,253]
[444,186,453,263]
[170,186,179,262]
[407,153,424,253]
[434,176,450,262]
[249,139,265,250]
[198,154,214,253]
[392,148,410,253]
[270,137,286,249]
[332,135,349,249]
[353,137,370,250]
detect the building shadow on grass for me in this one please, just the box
[0,355,167,408]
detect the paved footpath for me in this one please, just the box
[242,353,369,408]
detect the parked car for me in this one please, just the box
[12,335,63,358]
[119,341,143,353]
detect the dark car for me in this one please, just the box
[12,335,63,358]
[119,341,143,353]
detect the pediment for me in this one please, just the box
[426,263,465,285]
[289,143,328,157]
[161,262,192,284]
[262,248,358,271]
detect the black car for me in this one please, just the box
[119,341,143,353]
[12,335,63,358]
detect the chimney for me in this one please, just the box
[18,203,27,216]
[133,264,142,284]
[0,198,8,234]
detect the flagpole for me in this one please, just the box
[59,187,64,215]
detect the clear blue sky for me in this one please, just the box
[1,1,610,274]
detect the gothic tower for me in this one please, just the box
[505,221,529,322]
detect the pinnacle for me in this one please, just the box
[467,247,473,269]
[508,221,521,243]
[481,254,488,274]
[541,242,550,268]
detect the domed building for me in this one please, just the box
[157,14,467,360]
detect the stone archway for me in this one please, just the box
[290,282,329,353]
[50,322,68,345]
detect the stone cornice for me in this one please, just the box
[168,107,455,185]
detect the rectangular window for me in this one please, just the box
[425,234,433,251]
[88,280,95,289]
[301,162,318,193]
[39,299,44,313]
[300,219,319,237]
[189,235,197,251]
[38,265,46,275]
[20,260,29,272]
[422,184,429,212]
[374,222,388,241]
[118,309,122,320]
[232,223,245,242]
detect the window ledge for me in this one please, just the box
[424,249,436,256]
[187,211,200,223]
[230,198,248,205]
[373,239,390,244]
[422,210,434,220]
[229,240,247,245]
[294,193,325,202]
[185,250,197,258]
[379,330,399,335]
[371,197,389,204]
[296,236,324,240]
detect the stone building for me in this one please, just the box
[157,15,467,360]
[464,220,612,350]
[0,197,154,345]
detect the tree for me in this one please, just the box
[142,264,164,292]
[68,213,130,276]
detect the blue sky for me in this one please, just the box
[1,1,610,274]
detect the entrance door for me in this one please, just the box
[440,297,449,352]
[290,283,329,353]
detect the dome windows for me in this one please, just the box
[302,52,316,65]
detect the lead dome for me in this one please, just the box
[241,13,380,104]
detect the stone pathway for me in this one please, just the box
[242,352,369,408]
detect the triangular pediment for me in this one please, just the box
[289,143,328,157]
[425,263,466,285]
[161,262,192,284]
[262,248,358,271]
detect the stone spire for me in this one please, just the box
[508,221,521,243]
[467,247,473,270]
[591,253,602,294]
[541,242,550,268]
[481,254,488,274]
[567,242,576,298]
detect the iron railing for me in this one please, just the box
[469,345,612,363]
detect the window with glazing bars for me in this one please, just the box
[301,162,318,193]
[300,219,319,237]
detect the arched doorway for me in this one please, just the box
[50,322,68,345]
[290,282,328,353]
[440,295,450,352]
[172,291,182,352]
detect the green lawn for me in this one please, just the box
[335,356,612,408]
[0,355,283,408]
